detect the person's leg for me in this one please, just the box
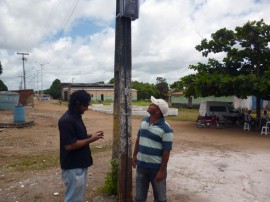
[150,169,167,202]
[135,167,150,202]
[62,168,88,202]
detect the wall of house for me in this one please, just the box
[86,89,137,102]
[61,87,137,102]
[87,89,114,102]
[171,94,270,110]
[171,95,234,108]
[234,96,270,110]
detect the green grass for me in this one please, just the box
[101,159,118,195]
[90,101,112,105]
[4,144,112,172]
[132,100,150,106]
[52,99,198,121]
[7,153,59,172]
[131,100,199,121]
[167,108,198,122]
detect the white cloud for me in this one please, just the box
[0,0,269,90]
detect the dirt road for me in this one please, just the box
[0,100,269,202]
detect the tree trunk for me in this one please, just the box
[256,96,261,119]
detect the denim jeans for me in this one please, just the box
[135,167,167,202]
[62,168,88,202]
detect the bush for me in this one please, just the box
[0,80,8,91]
[101,159,118,195]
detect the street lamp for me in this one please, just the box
[39,63,49,99]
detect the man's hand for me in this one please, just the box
[65,131,104,151]
[92,131,104,141]
[155,170,165,182]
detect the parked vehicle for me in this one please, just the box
[196,114,222,128]
[223,114,245,128]
[199,101,242,121]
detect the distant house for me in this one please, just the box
[169,92,234,108]
[169,92,270,110]
[61,83,137,102]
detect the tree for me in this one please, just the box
[0,80,8,91]
[179,19,270,118]
[111,78,159,100]
[132,81,158,100]
[0,61,2,75]
[48,79,62,99]
[155,77,169,99]
[108,78,115,84]
[170,80,184,92]
[0,61,8,91]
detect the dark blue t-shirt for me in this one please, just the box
[58,109,93,169]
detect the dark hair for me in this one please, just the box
[68,90,91,110]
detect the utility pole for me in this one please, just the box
[17,52,29,89]
[113,0,139,201]
[35,69,40,96]
[32,74,36,92]
[18,76,23,90]
[39,63,49,99]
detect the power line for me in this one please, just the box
[38,0,80,65]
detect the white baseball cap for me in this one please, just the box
[150,96,169,115]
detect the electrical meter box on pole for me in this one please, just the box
[120,0,139,21]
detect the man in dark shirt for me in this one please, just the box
[58,90,104,202]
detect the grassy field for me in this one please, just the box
[132,100,199,121]
[58,100,199,122]
[167,108,198,122]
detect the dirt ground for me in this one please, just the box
[0,100,269,202]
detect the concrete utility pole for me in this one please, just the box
[39,63,49,99]
[113,0,139,201]
[17,52,29,89]
[18,76,23,90]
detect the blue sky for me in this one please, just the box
[0,0,269,90]
[68,19,104,38]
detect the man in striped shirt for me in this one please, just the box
[132,96,174,202]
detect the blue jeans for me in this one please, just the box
[135,167,167,202]
[62,168,88,202]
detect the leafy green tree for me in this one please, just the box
[108,78,115,84]
[170,80,184,92]
[0,61,8,91]
[132,81,158,100]
[0,80,8,91]
[111,77,159,100]
[155,77,169,99]
[48,79,62,99]
[180,19,270,118]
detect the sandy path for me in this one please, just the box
[0,100,269,202]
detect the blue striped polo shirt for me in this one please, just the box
[136,116,173,170]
